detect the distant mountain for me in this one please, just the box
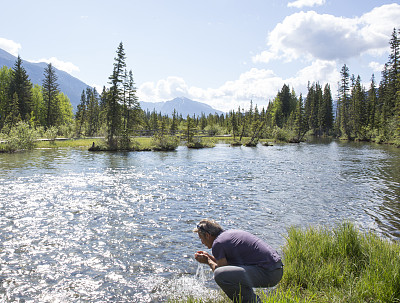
[140,97,224,117]
[0,48,90,111]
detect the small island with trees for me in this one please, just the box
[0,29,399,152]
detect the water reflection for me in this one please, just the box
[0,141,399,302]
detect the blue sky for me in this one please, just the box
[1,0,399,112]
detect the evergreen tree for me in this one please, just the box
[170,109,178,135]
[75,90,87,137]
[292,94,307,141]
[87,88,100,137]
[338,64,351,138]
[378,64,391,138]
[367,75,378,130]
[9,56,32,120]
[351,75,367,139]
[107,42,126,148]
[125,70,140,135]
[150,109,159,133]
[304,83,318,133]
[278,84,292,122]
[230,110,239,140]
[185,114,196,143]
[42,63,60,129]
[321,84,334,134]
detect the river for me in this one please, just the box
[0,140,399,302]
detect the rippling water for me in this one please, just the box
[1,141,399,302]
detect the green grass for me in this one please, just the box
[282,222,400,302]
[177,222,400,303]
[34,137,154,150]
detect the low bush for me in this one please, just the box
[152,133,180,151]
[0,121,38,152]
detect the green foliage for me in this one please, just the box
[187,137,215,149]
[58,123,75,138]
[0,121,37,152]
[204,124,223,136]
[272,127,294,142]
[45,126,58,141]
[151,133,179,151]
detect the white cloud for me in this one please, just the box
[287,0,325,8]
[369,61,384,73]
[252,51,277,64]
[253,4,400,64]
[0,37,21,56]
[29,57,80,74]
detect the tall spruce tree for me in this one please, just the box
[42,63,60,129]
[367,75,378,130]
[75,90,87,137]
[86,88,100,137]
[293,94,307,141]
[9,56,32,121]
[107,42,126,148]
[338,64,351,138]
[125,70,140,135]
[321,84,334,134]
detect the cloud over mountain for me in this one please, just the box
[0,38,21,57]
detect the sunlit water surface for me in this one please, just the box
[1,141,400,302]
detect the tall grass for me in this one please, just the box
[281,222,400,302]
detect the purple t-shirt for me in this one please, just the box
[212,229,281,270]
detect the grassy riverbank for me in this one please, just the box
[34,137,154,150]
[31,137,261,150]
[175,222,400,303]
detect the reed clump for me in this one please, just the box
[280,222,400,302]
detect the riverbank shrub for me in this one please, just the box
[0,121,38,152]
[152,134,180,151]
[187,137,215,149]
[45,126,58,141]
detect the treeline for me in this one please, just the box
[0,57,73,133]
[1,29,399,149]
